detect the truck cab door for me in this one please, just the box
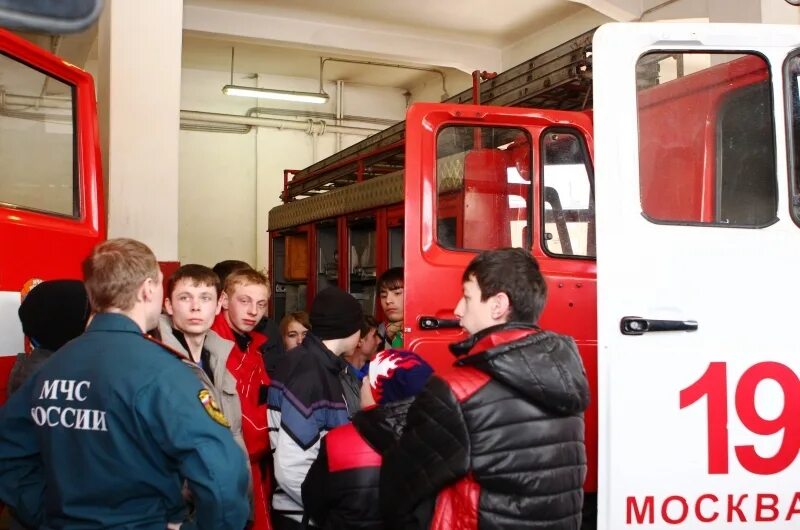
[594,23,800,528]
[402,104,594,372]
[0,29,103,400]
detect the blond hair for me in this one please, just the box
[83,238,160,312]
[223,269,268,296]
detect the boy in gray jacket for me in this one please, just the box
[157,264,245,452]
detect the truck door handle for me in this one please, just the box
[620,316,698,336]
[419,316,461,330]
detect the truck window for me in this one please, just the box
[636,52,776,227]
[435,126,531,251]
[541,130,595,257]
[785,52,800,227]
[0,52,77,217]
[349,216,377,315]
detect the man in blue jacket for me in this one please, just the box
[0,238,250,530]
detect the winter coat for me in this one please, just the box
[381,323,590,530]
[210,314,273,530]
[339,364,362,419]
[156,315,246,452]
[0,313,249,529]
[302,400,413,529]
[267,334,353,524]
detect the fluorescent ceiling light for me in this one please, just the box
[222,85,329,104]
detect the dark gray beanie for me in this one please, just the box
[310,287,363,340]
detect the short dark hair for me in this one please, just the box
[377,267,403,291]
[212,260,252,284]
[167,264,221,298]
[360,314,378,338]
[462,248,547,324]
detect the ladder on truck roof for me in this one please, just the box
[282,27,596,203]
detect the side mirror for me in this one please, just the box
[0,0,103,33]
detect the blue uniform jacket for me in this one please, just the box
[0,313,250,529]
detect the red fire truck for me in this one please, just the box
[0,28,104,402]
[268,23,800,529]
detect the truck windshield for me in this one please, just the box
[0,52,76,217]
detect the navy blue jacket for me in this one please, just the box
[0,313,250,529]
[267,334,352,524]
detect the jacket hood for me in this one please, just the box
[457,327,589,416]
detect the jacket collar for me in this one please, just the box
[157,314,234,361]
[449,322,540,358]
[86,313,144,335]
[305,333,347,374]
[211,312,267,353]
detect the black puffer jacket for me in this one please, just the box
[303,400,413,529]
[381,324,590,530]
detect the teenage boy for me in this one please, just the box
[342,315,380,381]
[211,269,272,530]
[381,248,590,530]
[157,264,245,451]
[268,287,363,530]
[212,260,286,376]
[0,238,249,529]
[377,267,404,349]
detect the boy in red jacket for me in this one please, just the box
[211,268,272,530]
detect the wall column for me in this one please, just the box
[97,0,183,266]
[760,0,800,23]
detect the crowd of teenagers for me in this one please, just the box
[0,238,589,530]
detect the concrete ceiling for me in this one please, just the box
[179,0,596,93]
[181,33,461,93]
[184,0,584,48]
[10,0,652,94]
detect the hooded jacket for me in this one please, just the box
[156,315,245,452]
[381,324,590,530]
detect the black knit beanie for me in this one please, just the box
[18,279,90,351]
[310,287,364,340]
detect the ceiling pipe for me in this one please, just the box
[336,80,344,152]
[638,0,685,20]
[245,106,397,127]
[180,122,251,134]
[179,110,384,136]
[320,57,449,99]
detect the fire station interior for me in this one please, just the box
[3,1,800,529]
